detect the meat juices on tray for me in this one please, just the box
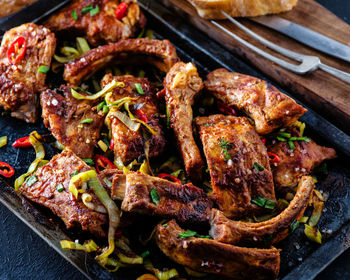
[0,23,56,123]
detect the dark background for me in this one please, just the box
[0,0,350,279]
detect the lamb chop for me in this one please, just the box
[102,74,166,164]
[41,85,105,159]
[164,62,205,182]
[196,114,276,218]
[45,0,146,46]
[210,176,315,246]
[156,219,281,279]
[205,69,307,134]
[0,23,56,122]
[119,172,213,224]
[64,38,179,85]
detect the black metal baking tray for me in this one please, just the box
[0,0,350,279]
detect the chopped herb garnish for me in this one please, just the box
[290,220,300,233]
[90,5,100,16]
[222,149,231,160]
[141,250,150,258]
[289,137,311,142]
[145,29,154,39]
[205,168,210,173]
[277,136,287,142]
[288,140,296,151]
[80,118,93,124]
[278,132,291,138]
[81,4,93,14]
[70,170,79,177]
[72,10,78,20]
[134,83,144,95]
[38,65,50,73]
[97,101,105,112]
[26,175,38,187]
[56,183,65,192]
[102,105,109,114]
[203,124,210,127]
[162,223,168,227]
[178,230,197,238]
[150,188,160,205]
[252,196,276,210]
[219,139,232,149]
[253,162,264,171]
[265,199,276,210]
[83,158,94,166]
[195,234,212,239]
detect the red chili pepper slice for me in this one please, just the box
[217,101,236,116]
[0,161,15,178]
[267,152,280,163]
[95,155,116,173]
[261,137,266,145]
[156,89,165,99]
[7,36,27,65]
[115,2,128,20]
[12,136,31,148]
[135,109,149,123]
[157,173,181,184]
[110,138,114,151]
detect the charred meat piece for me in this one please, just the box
[18,149,107,238]
[0,23,56,122]
[120,172,213,224]
[196,115,276,218]
[210,176,315,246]
[164,62,204,182]
[205,69,307,134]
[267,128,336,189]
[41,85,105,159]
[64,38,179,85]
[45,0,146,46]
[156,219,281,279]
[102,74,166,164]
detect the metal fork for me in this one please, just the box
[211,11,350,85]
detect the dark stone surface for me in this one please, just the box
[0,1,349,280]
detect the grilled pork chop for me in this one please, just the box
[156,219,281,279]
[196,115,276,218]
[0,23,56,122]
[41,85,105,159]
[120,172,213,224]
[19,149,108,238]
[102,74,166,164]
[45,0,146,46]
[210,176,315,246]
[205,69,307,134]
[164,62,205,182]
[64,38,179,85]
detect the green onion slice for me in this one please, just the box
[290,220,300,233]
[81,4,93,14]
[80,118,93,124]
[134,83,144,95]
[83,158,94,166]
[72,10,78,20]
[178,230,197,238]
[38,65,50,73]
[251,196,276,210]
[253,162,264,171]
[90,5,99,16]
[150,188,160,205]
[56,183,65,192]
[288,140,296,151]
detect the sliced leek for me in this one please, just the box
[60,239,98,253]
[71,80,124,100]
[0,136,7,148]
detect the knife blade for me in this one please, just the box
[250,15,350,63]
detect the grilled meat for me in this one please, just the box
[205,69,307,134]
[210,176,315,246]
[18,149,108,238]
[64,38,179,85]
[0,23,56,122]
[267,128,337,189]
[164,62,204,182]
[41,85,105,159]
[156,219,281,279]
[196,114,276,218]
[102,74,166,164]
[45,0,146,46]
[120,172,213,224]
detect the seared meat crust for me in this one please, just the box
[45,0,146,46]
[0,23,56,122]
[41,85,105,159]
[102,74,166,164]
[196,114,275,218]
[210,176,315,246]
[64,38,179,85]
[205,69,307,134]
[19,149,107,238]
[156,219,281,279]
[121,172,213,224]
[164,62,204,182]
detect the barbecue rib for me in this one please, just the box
[210,176,315,246]
[41,85,105,159]
[164,62,205,182]
[0,23,56,122]
[102,74,166,164]
[267,127,337,189]
[196,114,275,218]
[205,69,307,134]
[64,38,179,85]
[156,219,281,279]
[18,149,108,238]
[45,0,146,46]
[120,172,213,224]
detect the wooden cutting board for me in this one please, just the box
[158,0,350,134]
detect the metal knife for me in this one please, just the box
[250,15,350,63]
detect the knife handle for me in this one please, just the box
[319,63,350,85]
